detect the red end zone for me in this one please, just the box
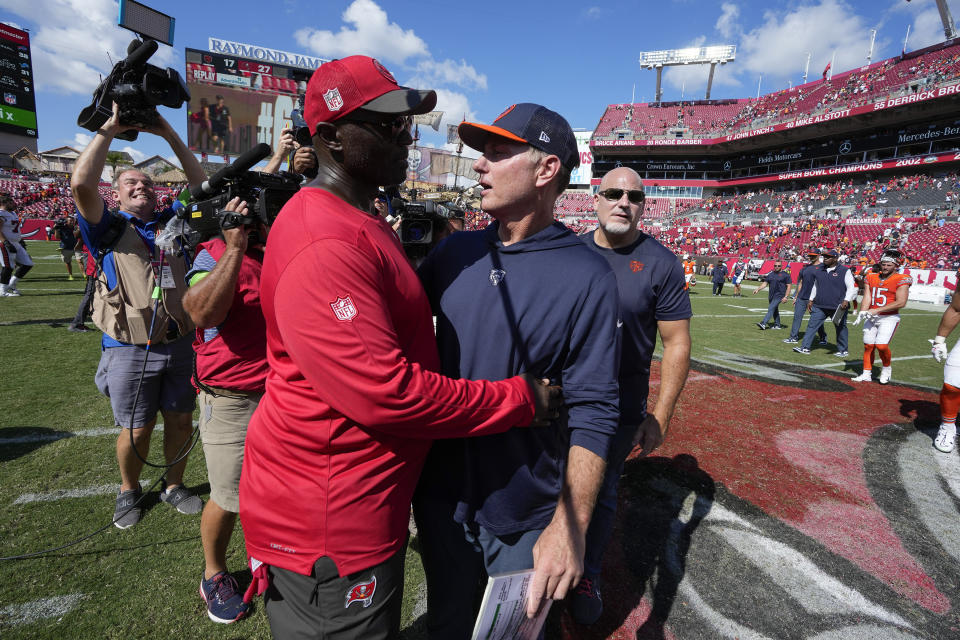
[556,358,956,638]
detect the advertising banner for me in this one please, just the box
[569,131,593,186]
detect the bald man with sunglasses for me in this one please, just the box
[569,166,691,624]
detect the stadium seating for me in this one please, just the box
[593,42,960,141]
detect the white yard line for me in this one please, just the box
[13,482,152,505]
[0,594,85,625]
[0,424,172,446]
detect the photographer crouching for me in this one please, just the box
[181,196,266,624]
[71,102,206,529]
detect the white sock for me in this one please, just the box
[881,366,892,376]
[8,275,19,288]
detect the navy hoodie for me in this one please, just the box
[417,221,621,535]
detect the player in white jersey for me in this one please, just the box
[0,193,33,297]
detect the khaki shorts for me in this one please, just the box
[198,388,262,513]
[59,248,75,263]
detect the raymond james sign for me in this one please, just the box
[208,38,328,70]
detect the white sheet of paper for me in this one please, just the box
[471,569,551,640]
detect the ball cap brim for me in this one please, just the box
[361,87,437,116]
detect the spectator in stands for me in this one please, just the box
[793,249,857,356]
[711,258,728,296]
[71,102,206,529]
[754,261,792,330]
[0,193,32,296]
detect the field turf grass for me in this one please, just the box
[1,242,955,638]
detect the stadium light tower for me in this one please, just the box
[935,0,957,40]
[639,45,736,102]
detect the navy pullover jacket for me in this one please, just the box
[417,221,621,535]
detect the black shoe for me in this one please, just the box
[756,322,767,330]
[68,324,90,332]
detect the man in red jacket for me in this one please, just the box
[238,56,559,639]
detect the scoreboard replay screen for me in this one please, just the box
[184,47,313,158]
[0,23,37,138]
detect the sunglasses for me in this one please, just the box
[338,113,413,138]
[598,188,645,204]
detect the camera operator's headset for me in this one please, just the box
[0,209,202,561]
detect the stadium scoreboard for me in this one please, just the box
[0,23,37,138]
[184,47,316,157]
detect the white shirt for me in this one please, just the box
[0,208,21,243]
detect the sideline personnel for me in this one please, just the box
[72,104,206,529]
[238,57,560,639]
[182,197,265,624]
[571,166,691,624]
[414,103,621,636]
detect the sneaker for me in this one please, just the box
[68,275,74,281]
[818,338,827,345]
[782,338,799,344]
[793,347,811,354]
[1,288,20,297]
[200,571,250,624]
[772,325,784,330]
[160,485,203,515]
[878,367,891,385]
[851,371,873,382]
[756,322,767,330]
[114,485,143,529]
[569,576,603,626]
[68,324,90,333]
[934,423,956,453]
[834,351,849,357]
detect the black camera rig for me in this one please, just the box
[78,39,190,141]
[391,198,465,261]
[176,143,300,246]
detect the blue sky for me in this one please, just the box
[1,0,957,166]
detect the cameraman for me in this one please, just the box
[182,196,265,624]
[71,102,206,529]
[263,128,317,178]
[54,217,79,280]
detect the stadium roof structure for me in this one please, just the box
[639,45,736,102]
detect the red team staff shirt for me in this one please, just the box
[865,271,912,315]
[239,188,536,577]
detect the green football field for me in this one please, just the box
[0,242,950,638]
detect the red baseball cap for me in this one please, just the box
[304,55,437,130]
